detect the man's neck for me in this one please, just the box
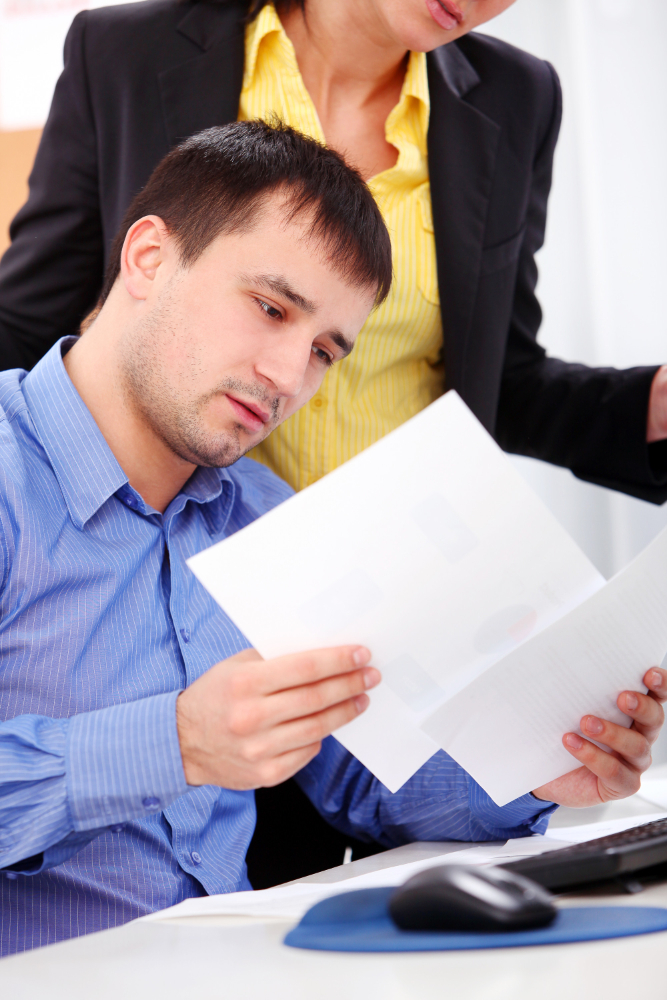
[63,320,196,514]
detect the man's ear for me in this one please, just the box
[120,215,172,301]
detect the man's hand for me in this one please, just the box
[176,645,380,790]
[533,667,667,806]
[647,366,667,442]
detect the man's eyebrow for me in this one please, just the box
[245,273,317,314]
[329,331,354,359]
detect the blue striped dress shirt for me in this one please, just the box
[0,340,555,956]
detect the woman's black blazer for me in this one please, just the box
[1,0,665,501]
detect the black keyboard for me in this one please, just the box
[500,818,667,891]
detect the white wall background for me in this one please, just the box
[0,0,141,129]
[483,0,667,579]
[2,0,667,579]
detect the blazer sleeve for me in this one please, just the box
[494,63,667,505]
[0,11,104,372]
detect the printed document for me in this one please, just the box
[188,392,667,802]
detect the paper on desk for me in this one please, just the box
[638,780,667,811]
[543,811,667,844]
[188,392,603,792]
[141,841,564,924]
[423,528,667,805]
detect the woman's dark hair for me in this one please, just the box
[177,1,304,15]
[100,119,392,306]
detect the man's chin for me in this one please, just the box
[178,431,267,469]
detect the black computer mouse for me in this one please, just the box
[388,863,557,932]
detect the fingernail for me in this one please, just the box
[624,693,639,711]
[649,669,663,689]
[353,647,371,666]
[564,733,584,750]
[363,667,381,690]
[354,693,369,713]
[583,716,603,735]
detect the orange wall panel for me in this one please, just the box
[0,129,42,255]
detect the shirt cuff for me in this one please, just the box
[469,781,558,837]
[66,691,188,831]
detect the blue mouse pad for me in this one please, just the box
[283,888,667,952]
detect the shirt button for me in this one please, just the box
[142,796,161,810]
[190,852,202,865]
[310,396,325,411]
[5,872,18,880]
[180,628,191,644]
[109,824,126,833]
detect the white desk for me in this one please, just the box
[2,795,666,1000]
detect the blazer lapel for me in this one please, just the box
[158,1,247,148]
[427,43,500,410]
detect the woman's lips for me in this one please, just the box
[226,394,270,433]
[425,0,464,31]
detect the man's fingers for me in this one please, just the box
[562,733,639,796]
[263,666,380,727]
[562,717,650,799]
[579,714,652,769]
[253,646,373,696]
[644,667,667,703]
[618,686,665,744]
[253,693,370,760]
[253,744,323,788]
[224,647,262,665]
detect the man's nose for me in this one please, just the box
[255,338,312,399]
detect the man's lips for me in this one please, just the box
[425,0,464,31]
[226,394,271,432]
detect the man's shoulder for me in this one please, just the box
[0,367,29,433]
[225,456,294,519]
[0,369,37,516]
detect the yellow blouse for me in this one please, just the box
[239,3,443,491]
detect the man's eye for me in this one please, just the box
[312,345,334,367]
[257,299,282,320]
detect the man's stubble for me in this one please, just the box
[119,286,279,469]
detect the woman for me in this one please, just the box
[1,0,666,883]
[1,0,667,500]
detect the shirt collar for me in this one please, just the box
[243,2,285,90]
[22,339,129,530]
[22,338,235,534]
[403,49,430,112]
[392,50,430,154]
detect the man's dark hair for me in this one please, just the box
[100,119,392,306]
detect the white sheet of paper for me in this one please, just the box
[188,392,603,792]
[139,843,559,923]
[143,814,667,925]
[423,528,667,805]
[638,781,667,811]
[543,812,667,844]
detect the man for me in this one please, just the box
[0,122,665,956]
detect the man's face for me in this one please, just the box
[119,198,376,469]
[368,0,517,51]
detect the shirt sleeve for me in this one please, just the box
[295,737,557,846]
[0,691,188,873]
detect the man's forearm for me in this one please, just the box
[0,692,188,871]
[296,739,557,847]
